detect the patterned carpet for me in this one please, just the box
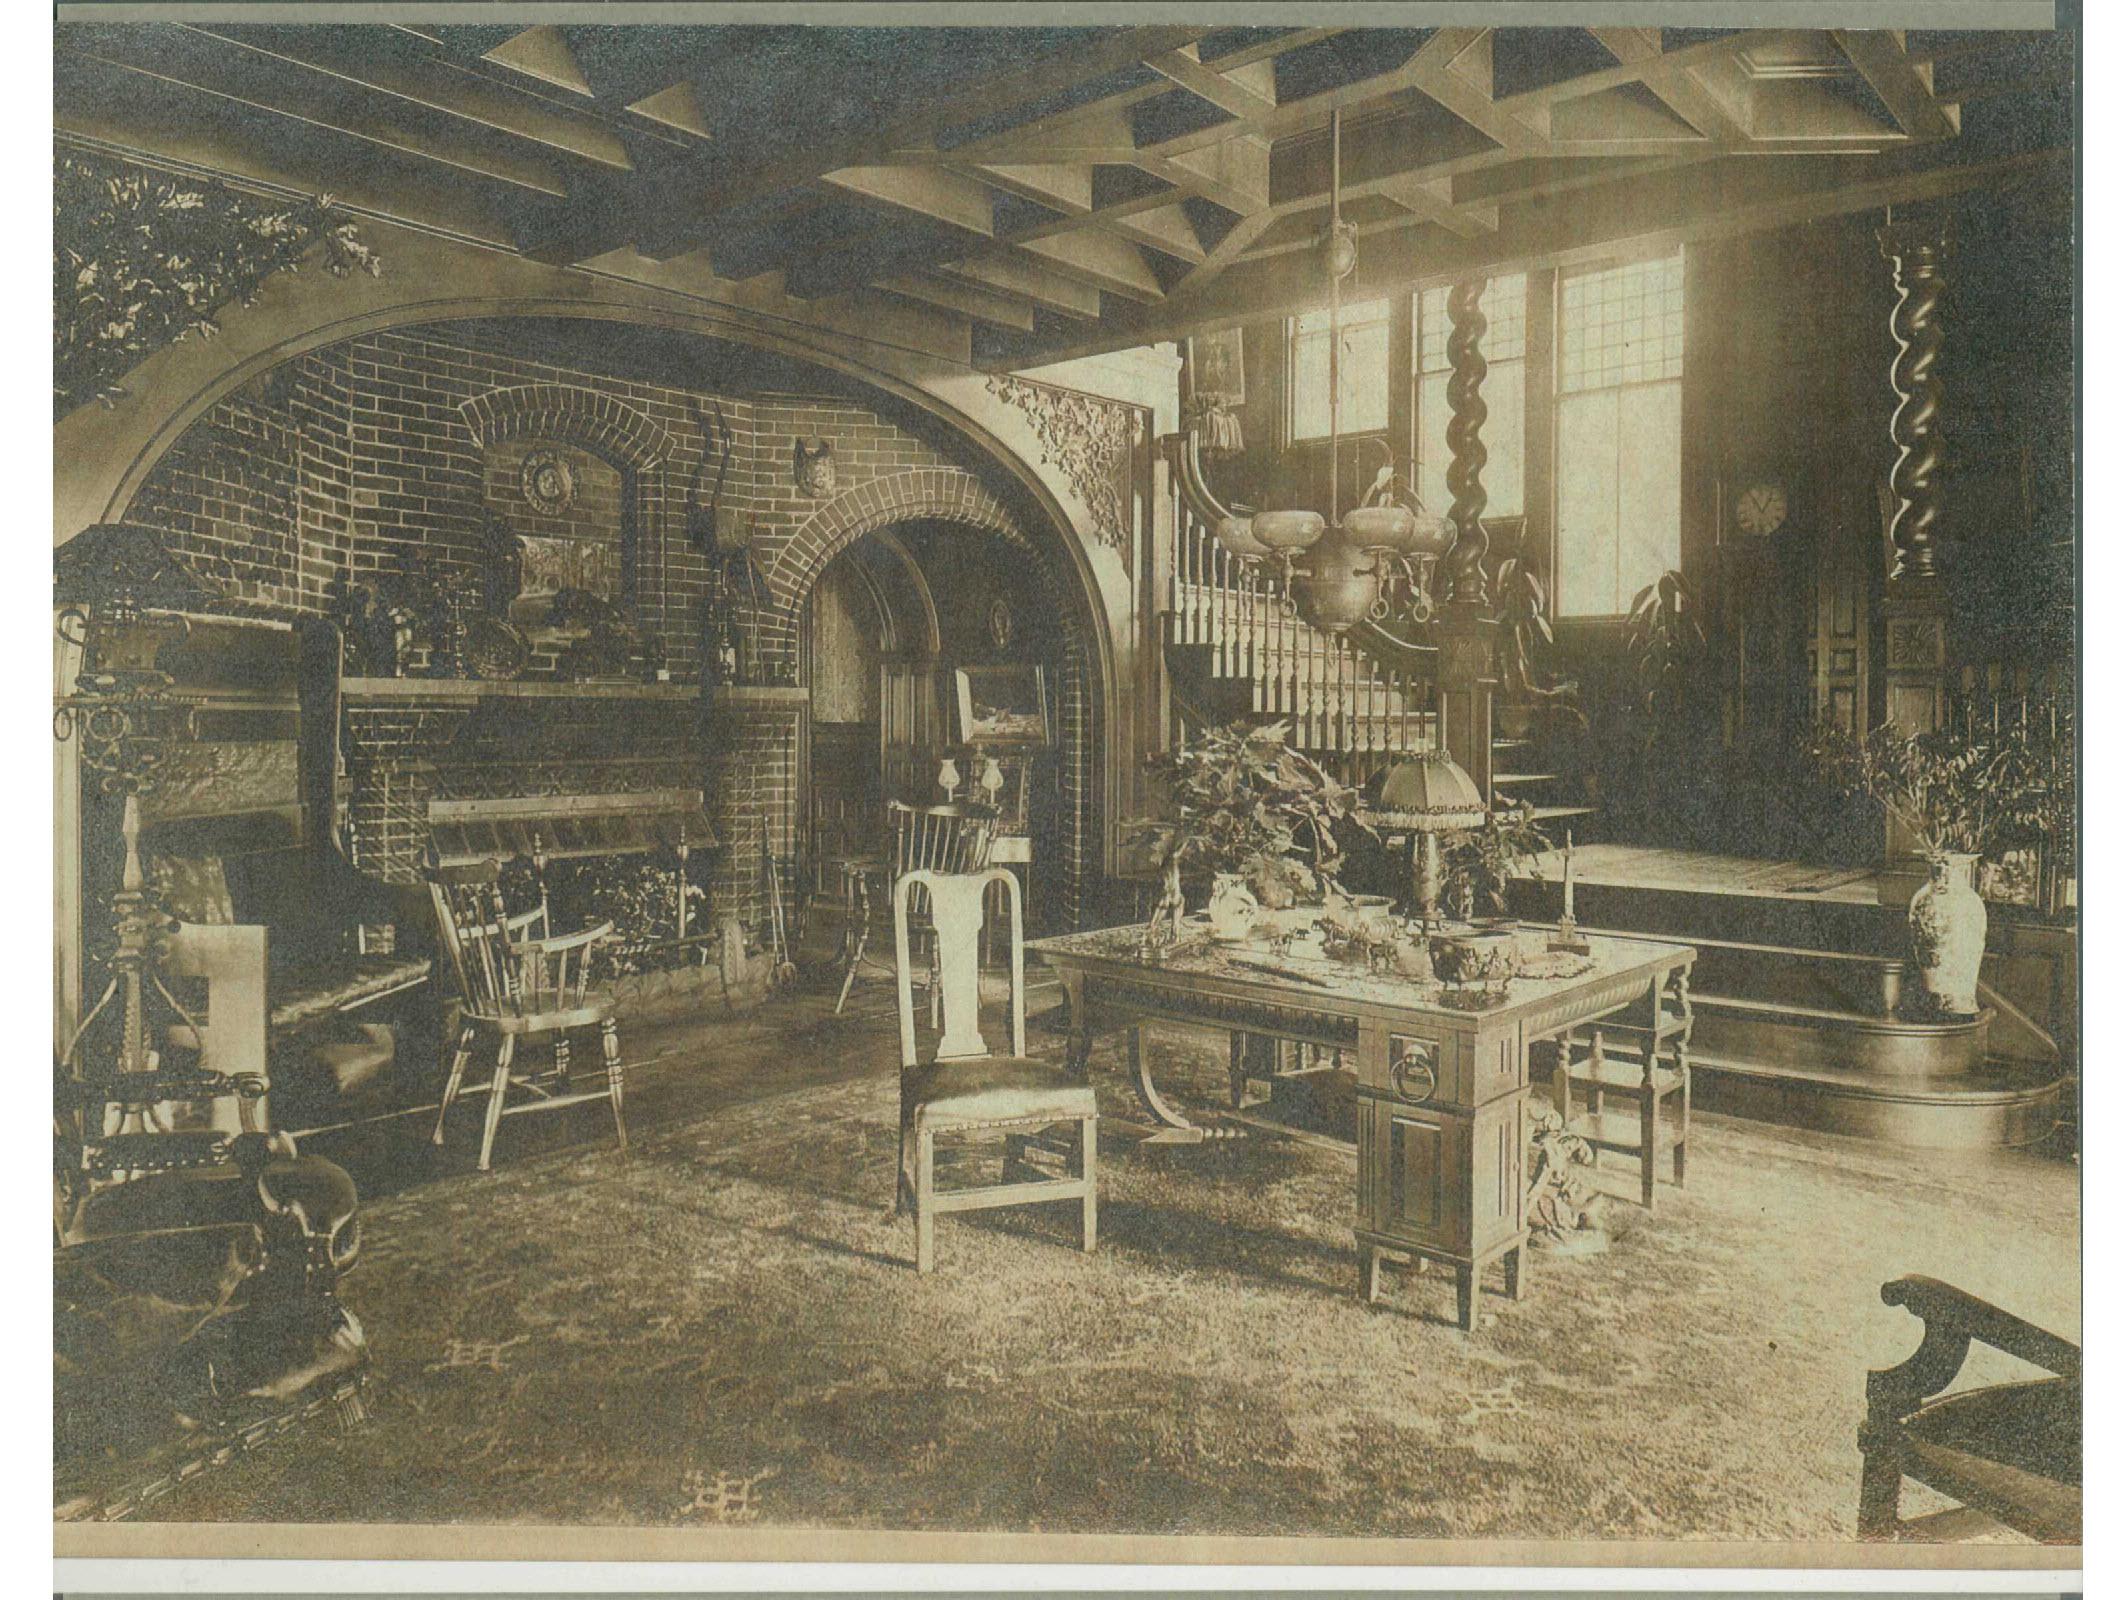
[126,1009,2079,1546]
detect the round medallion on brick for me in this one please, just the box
[520,448,575,515]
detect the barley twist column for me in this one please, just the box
[1437,278,1496,799]
[1875,217,1953,883]
[1443,280,1492,604]
[1879,225,1949,584]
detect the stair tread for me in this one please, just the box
[1690,1049,2061,1096]
[1492,772,1560,785]
[1524,805,1599,821]
[1694,990,1987,1030]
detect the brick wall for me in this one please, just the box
[129,320,1105,936]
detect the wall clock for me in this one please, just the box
[1733,480,1791,537]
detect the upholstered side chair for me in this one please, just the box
[892,867,1095,1274]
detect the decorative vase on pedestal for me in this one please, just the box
[1908,851,1986,1017]
[1207,873,1260,943]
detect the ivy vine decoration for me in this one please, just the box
[55,151,383,419]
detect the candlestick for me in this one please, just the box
[1563,829,1576,923]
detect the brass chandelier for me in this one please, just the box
[1175,108,1454,639]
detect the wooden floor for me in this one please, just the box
[1525,844,1883,905]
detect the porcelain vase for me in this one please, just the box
[1908,852,1986,1017]
[1207,873,1260,942]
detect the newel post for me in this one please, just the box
[1876,216,1953,881]
[1438,279,1496,799]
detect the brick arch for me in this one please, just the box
[773,466,1100,927]
[459,382,674,471]
[458,382,679,645]
[767,467,1017,607]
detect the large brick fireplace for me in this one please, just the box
[122,316,1111,949]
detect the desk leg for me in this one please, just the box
[1059,971,1093,1078]
[1128,1025,1242,1145]
[1503,1242,1527,1301]
[1455,1265,1477,1333]
[1359,1244,1382,1304]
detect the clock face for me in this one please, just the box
[1734,482,1790,536]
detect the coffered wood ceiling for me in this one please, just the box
[53,20,2074,370]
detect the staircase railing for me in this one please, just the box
[1167,473,1440,790]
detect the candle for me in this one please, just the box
[1563,829,1576,923]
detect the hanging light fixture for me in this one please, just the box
[1178,110,1455,638]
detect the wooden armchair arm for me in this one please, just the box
[1867,1275,2080,1425]
[518,920,615,957]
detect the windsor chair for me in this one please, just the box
[425,859,627,1173]
[832,800,994,1015]
[894,867,1096,1274]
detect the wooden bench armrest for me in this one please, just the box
[1868,1275,2080,1424]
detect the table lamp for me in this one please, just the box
[1364,750,1489,936]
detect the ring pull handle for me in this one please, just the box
[1390,1041,1437,1104]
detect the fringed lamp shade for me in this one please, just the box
[1365,750,1489,930]
[1367,750,1488,833]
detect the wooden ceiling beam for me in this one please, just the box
[968,163,1094,214]
[54,71,527,250]
[1587,27,1753,143]
[693,26,1210,217]
[941,255,1102,320]
[876,271,1036,331]
[176,24,636,170]
[1409,29,1551,155]
[1009,231,1164,303]
[1144,44,1277,122]
[1021,143,2066,366]
[63,30,578,198]
[1832,29,1961,140]
[819,165,996,240]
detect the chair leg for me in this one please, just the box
[552,1031,571,1083]
[478,1034,515,1173]
[1858,1447,1904,1539]
[602,1017,627,1155]
[1080,1115,1098,1254]
[432,1023,477,1146]
[1641,1087,1659,1210]
[914,1127,937,1274]
[1675,1052,1691,1189]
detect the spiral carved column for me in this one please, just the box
[1879,224,1949,585]
[1436,278,1497,802]
[1443,280,1492,604]
[1875,219,1953,882]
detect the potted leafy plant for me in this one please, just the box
[1802,721,2049,1018]
[1438,802,1551,925]
[1491,554,1581,739]
[1128,720,1374,946]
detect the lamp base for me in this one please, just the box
[1548,916,1590,956]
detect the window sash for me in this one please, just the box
[1289,300,1391,441]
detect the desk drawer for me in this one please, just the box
[1360,1025,1520,1109]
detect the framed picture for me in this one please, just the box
[954,663,1050,747]
[1189,327,1245,407]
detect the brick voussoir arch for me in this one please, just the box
[459,382,674,472]
[769,468,1018,607]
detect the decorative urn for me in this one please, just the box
[1908,851,1986,1017]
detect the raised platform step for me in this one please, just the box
[1692,992,1995,1082]
[1690,1051,2060,1150]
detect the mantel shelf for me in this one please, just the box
[705,685,809,710]
[340,677,703,705]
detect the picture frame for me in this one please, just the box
[1188,326,1245,407]
[954,662,1050,747]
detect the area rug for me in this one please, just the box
[131,1022,2079,1544]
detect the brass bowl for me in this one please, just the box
[1250,509,1327,552]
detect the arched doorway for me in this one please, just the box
[798,516,1078,933]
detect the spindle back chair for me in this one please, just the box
[425,858,627,1172]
